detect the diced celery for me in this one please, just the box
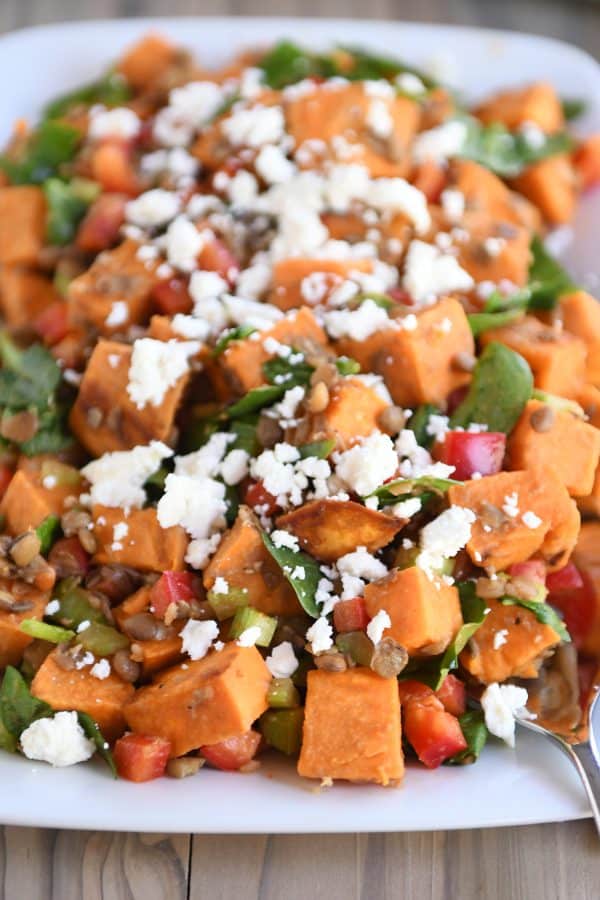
[207,587,249,621]
[261,708,304,756]
[40,459,81,487]
[19,619,75,644]
[77,622,129,656]
[229,607,277,647]
[335,631,374,666]
[267,677,300,709]
[36,514,61,556]
[50,578,107,629]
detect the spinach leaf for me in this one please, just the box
[0,120,81,185]
[0,666,53,738]
[77,712,117,777]
[229,416,260,456]
[262,354,313,388]
[447,710,488,765]
[460,118,573,177]
[261,531,322,618]
[227,384,288,418]
[527,236,576,310]
[298,438,336,460]
[258,41,336,89]
[501,596,570,642]
[467,308,524,338]
[482,286,531,314]
[450,342,533,434]
[368,474,461,507]
[44,72,131,120]
[44,177,97,245]
[561,98,587,121]
[407,403,439,448]
[337,45,437,88]
[212,324,257,356]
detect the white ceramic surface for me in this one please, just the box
[0,17,598,833]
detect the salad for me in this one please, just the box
[0,33,599,785]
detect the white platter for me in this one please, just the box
[0,16,598,833]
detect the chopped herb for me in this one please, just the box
[44,178,90,245]
[229,416,260,456]
[212,324,257,356]
[527,236,576,310]
[262,354,313,388]
[227,384,288,418]
[258,41,336,89]
[261,531,323,618]
[501,596,570,642]
[337,45,437,88]
[77,712,117,777]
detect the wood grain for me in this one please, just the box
[1,0,600,897]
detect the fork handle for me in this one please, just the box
[569,741,600,836]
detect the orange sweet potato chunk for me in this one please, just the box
[364,566,463,657]
[31,649,134,741]
[448,468,580,573]
[0,187,46,265]
[508,399,600,497]
[475,82,564,132]
[124,642,271,757]
[69,340,188,455]
[480,315,586,398]
[511,155,577,225]
[448,160,542,231]
[113,586,183,676]
[0,267,61,327]
[572,523,600,655]
[335,296,474,407]
[578,467,600,518]
[117,33,179,90]
[290,376,389,450]
[67,240,158,336]
[460,598,561,684]
[0,579,48,668]
[277,499,401,563]
[0,469,74,535]
[270,259,373,312]
[92,506,187,573]
[297,668,403,785]
[560,291,600,387]
[203,507,300,616]
[456,215,531,288]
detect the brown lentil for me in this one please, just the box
[112,649,141,683]
[377,405,407,434]
[122,612,173,641]
[475,576,508,600]
[314,650,347,672]
[9,531,42,568]
[370,638,408,679]
[529,405,555,433]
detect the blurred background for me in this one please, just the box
[1,0,599,57]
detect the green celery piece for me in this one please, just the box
[229,606,278,647]
[297,438,336,460]
[335,630,374,667]
[36,514,61,556]
[44,71,131,120]
[351,292,394,310]
[0,666,53,737]
[260,708,304,756]
[227,384,287,418]
[527,236,577,310]
[267,677,301,709]
[561,98,587,121]
[460,117,573,177]
[77,623,130,656]
[77,712,117,777]
[450,342,533,434]
[44,178,90,245]
[49,578,108,629]
[446,710,488,765]
[207,586,249,621]
[0,120,80,185]
[407,403,439,448]
[212,325,257,356]
[500,596,570,642]
[40,458,81,487]
[335,356,361,376]
[20,619,75,644]
[468,308,524,338]
[261,531,322,618]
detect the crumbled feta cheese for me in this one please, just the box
[171,314,211,340]
[366,98,394,138]
[220,449,250,485]
[265,641,299,678]
[189,269,229,304]
[113,521,129,543]
[236,625,262,647]
[127,338,199,409]
[90,658,111,680]
[493,629,509,650]
[306,617,334,654]
[45,599,60,616]
[270,385,305,424]
[395,72,426,95]
[391,497,422,519]
[440,188,465,223]
[81,441,172,510]
[185,533,222,570]
[336,546,387,583]
[21,711,95,767]
[365,178,431,235]
[366,609,391,645]
[417,505,476,576]
[322,299,393,341]
[125,189,181,229]
[77,620,91,633]
[502,492,520,518]
[255,143,296,184]
[271,530,300,551]
[412,119,467,163]
[165,216,205,271]
[213,576,229,595]
[89,106,140,141]
[227,170,259,206]
[403,240,474,304]
[426,414,450,441]
[105,300,128,328]
[157,473,227,543]
[251,443,331,509]
[522,510,542,529]
[335,432,398,497]
[235,262,271,298]
[222,104,285,148]
[180,619,219,660]
[481,682,531,748]
[42,475,57,489]
[222,295,283,331]
[519,121,546,150]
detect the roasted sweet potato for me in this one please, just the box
[448,160,542,232]
[117,33,180,90]
[0,469,74,535]
[297,668,403,784]
[363,566,463,657]
[277,499,401,562]
[456,215,531,288]
[560,291,600,387]
[0,579,48,668]
[0,267,61,327]
[124,642,271,757]
[92,506,188,573]
[31,649,134,741]
[270,258,373,312]
[203,506,300,616]
[113,586,184,676]
[475,82,564,132]
[460,597,561,684]
[0,186,46,265]
[448,468,580,572]
[511,155,577,225]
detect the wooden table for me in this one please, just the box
[1,0,600,896]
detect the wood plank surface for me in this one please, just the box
[1,0,599,897]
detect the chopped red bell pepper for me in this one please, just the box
[434,431,506,480]
[508,560,546,584]
[150,571,197,619]
[152,276,193,316]
[200,730,261,771]
[244,480,278,516]
[546,563,596,649]
[435,673,467,717]
[198,236,239,284]
[33,301,70,346]
[76,193,127,253]
[114,733,172,782]
[0,464,13,498]
[399,679,467,768]
[333,597,370,633]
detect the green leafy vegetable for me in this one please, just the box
[262,354,313,388]
[258,41,336,89]
[229,416,260,456]
[36,514,61,556]
[447,710,488,765]
[460,118,573,177]
[0,120,80,185]
[261,531,323,618]
[368,474,461,507]
[407,403,439,448]
[501,596,570,642]
[561,98,587,121]
[467,308,524,338]
[298,438,336,460]
[0,666,53,738]
[212,324,257,356]
[527,236,576,310]
[227,384,288,418]
[44,72,131,119]
[20,619,75,644]
[450,342,533,433]
[337,45,437,88]
[77,712,117,777]
[482,286,532,314]
[335,356,361,376]
[43,177,97,245]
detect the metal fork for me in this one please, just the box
[516,689,600,836]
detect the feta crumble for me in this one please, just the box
[127,338,199,409]
[125,189,181,229]
[89,106,140,141]
[334,432,398,497]
[265,641,299,678]
[402,240,474,304]
[480,683,531,748]
[81,441,172,510]
[306,617,334,654]
[21,711,95,767]
[522,511,542,530]
[180,619,219,660]
[366,609,391,645]
[90,658,111,680]
[236,625,262,647]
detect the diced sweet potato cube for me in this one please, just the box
[480,315,586,398]
[270,258,373,312]
[460,598,561,684]
[124,642,271,757]
[475,82,564,133]
[578,467,600,518]
[208,307,328,400]
[277,499,401,563]
[203,507,300,616]
[508,399,600,497]
[448,160,542,232]
[297,668,403,785]
[289,376,389,450]
[113,586,183,676]
[577,383,600,429]
[335,296,474,407]
[511,156,577,225]
[117,34,179,90]
[456,215,531,288]
[67,240,158,336]
[0,469,74,535]
[286,83,420,178]
[92,506,187,573]
[448,468,580,572]
[69,340,188,454]
[31,649,134,741]
[0,267,61,327]
[363,566,463,657]
[561,291,600,387]
[0,579,48,668]
[0,187,46,265]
